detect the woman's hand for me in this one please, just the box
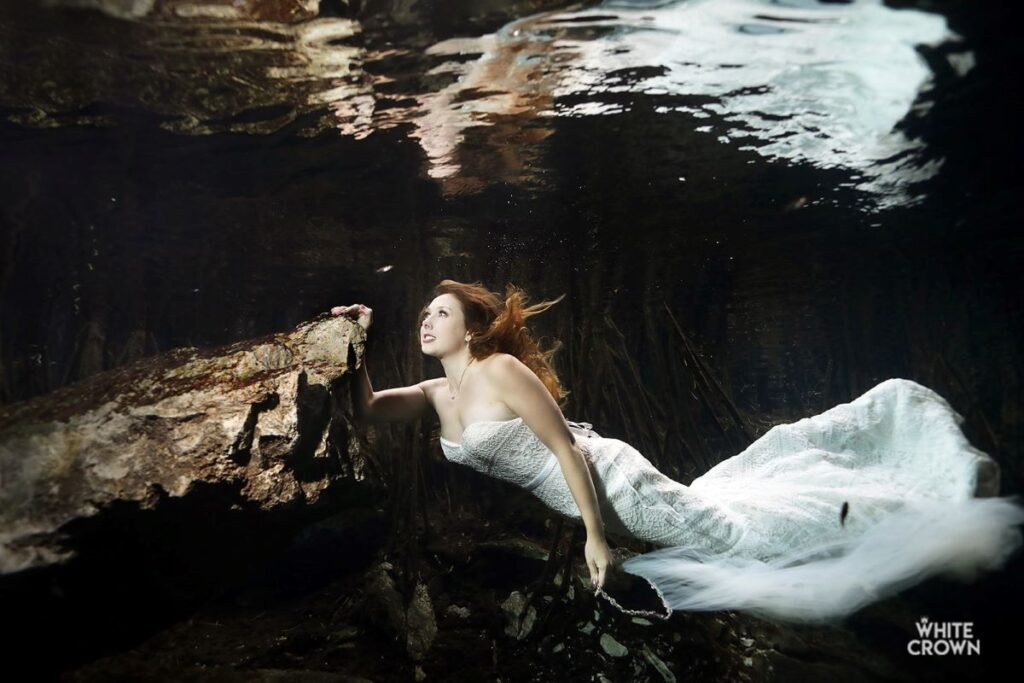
[330,304,373,332]
[585,534,614,589]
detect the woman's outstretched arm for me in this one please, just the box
[352,359,433,423]
[333,303,433,424]
[484,353,613,587]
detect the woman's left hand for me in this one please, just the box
[585,534,614,589]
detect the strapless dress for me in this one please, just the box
[439,378,1024,623]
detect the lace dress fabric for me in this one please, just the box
[439,378,1024,623]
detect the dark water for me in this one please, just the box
[3,0,1020,468]
[1,0,1022,677]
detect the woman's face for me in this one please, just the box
[420,293,468,358]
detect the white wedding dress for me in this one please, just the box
[438,378,1024,623]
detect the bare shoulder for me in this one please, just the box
[479,352,520,373]
[479,352,529,384]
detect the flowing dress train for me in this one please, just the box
[438,378,1024,623]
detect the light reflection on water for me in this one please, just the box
[1,4,368,135]
[417,0,969,208]
[3,1,971,209]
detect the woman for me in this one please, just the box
[333,280,615,590]
[332,280,1024,624]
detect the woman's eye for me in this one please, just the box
[440,311,447,317]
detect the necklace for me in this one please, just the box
[448,358,475,400]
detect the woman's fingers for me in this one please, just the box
[589,558,599,587]
[354,305,373,330]
[330,304,365,317]
[592,536,616,589]
[585,538,610,589]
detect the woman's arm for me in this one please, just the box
[351,359,434,423]
[334,303,433,423]
[484,354,612,587]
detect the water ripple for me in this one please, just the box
[1,0,976,208]
[409,0,968,207]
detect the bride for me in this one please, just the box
[331,279,1024,623]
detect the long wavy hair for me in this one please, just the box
[418,279,569,405]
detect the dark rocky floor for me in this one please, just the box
[56,497,1015,683]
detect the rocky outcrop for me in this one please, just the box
[0,313,366,575]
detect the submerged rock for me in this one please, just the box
[0,314,365,574]
[599,632,627,658]
[406,582,438,661]
[640,644,677,683]
[359,561,406,641]
[445,604,470,620]
[500,590,537,640]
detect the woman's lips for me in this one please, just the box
[422,335,435,343]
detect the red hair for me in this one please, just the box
[418,280,568,405]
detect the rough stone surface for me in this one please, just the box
[361,562,406,641]
[0,314,365,574]
[640,644,677,683]
[599,632,628,658]
[406,581,438,661]
[445,604,470,619]
[500,590,537,640]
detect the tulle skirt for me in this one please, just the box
[591,378,1024,623]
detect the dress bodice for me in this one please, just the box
[438,416,737,545]
[439,417,597,493]
[436,417,557,491]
